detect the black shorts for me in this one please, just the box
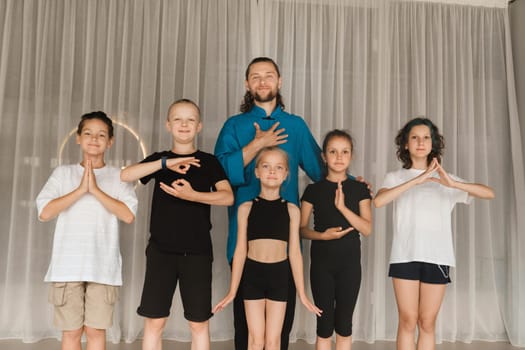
[137,243,213,322]
[241,258,289,302]
[389,261,451,284]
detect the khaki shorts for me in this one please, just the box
[48,282,119,331]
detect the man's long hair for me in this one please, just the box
[240,57,286,113]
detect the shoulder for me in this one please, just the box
[196,151,226,170]
[287,202,300,221]
[52,164,77,175]
[347,177,368,189]
[97,166,123,180]
[304,180,322,192]
[383,168,409,180]
[223,112,251,126]
[238,201,253,215]
[143,151,169,162]
[310,179,327,188]
[287,202,300,214]
[277,110,307,124]
[52,164,70,172]
[104,165,121,173]
[196,150,216,159]
[388,168,406,176]
[302,180,325,197]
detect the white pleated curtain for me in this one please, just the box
[0,0,523,346]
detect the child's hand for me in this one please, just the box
[86,160,99,193]
[323,226,354,240]
[159,179,195,201]
[298,293,322,317]
[212,293,235,314]
[167,157,200,174]
[334,181,346,211]
[429,160,456,188]
[79,161,90,194]
[414,158,439,185]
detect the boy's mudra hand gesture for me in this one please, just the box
[166,157,200,174]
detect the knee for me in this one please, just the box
[398,312,418,332]
[62,327,83,342]
[84,326,105,341]
[265,336,281,350]
[248,332,265,350]
[144,317,167,335]
[189,320,209,335]
[249,335,265,350]
[418,315,437,334]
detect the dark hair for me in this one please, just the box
[240,57,286,113]
[167,98,201,120]
[395,117,444,169]
[77,111,113,138]
[322,129,354,155]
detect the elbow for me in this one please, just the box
[361,226,372,237]
[476,188,495,200]
[38,213,52,222]
[120,171,132,183]
[217,191,234,206]
[225,193,234,206]
[299,227,306,239]
[122,213,135,224]
[372,197,385,208]
[38,209,55,222]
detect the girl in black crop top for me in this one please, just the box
[213,147,321,348]
[247,196,290,242]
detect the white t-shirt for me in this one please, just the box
[36,164,138,285]
[381,168,472,267]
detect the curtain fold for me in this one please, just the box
[0,0,523,346]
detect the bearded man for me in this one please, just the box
[214,57,324,350]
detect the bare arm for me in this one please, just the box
[212,202,251,313]
[288,204,322,316]
[373,161,439,208]
[120,157,200,182]
[159,179,234,206]
[334,182,372,236]
[299,201,353,240]
[432,161,495,199]
[39,188,86,222]
[40,161,135,223]
[450,181,495,199]
[87,161,135,223]
[39,161,92,221]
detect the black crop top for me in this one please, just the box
[247,197,290,242]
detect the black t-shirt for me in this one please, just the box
[301,177,371,254]
[140,150,227,256]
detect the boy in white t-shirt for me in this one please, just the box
[36,111,138,350]
[374,117,494,350]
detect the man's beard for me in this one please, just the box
[252,89,278,103]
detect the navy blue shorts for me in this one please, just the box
[389,261,451,284]
[137,242,213,322]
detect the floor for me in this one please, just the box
[0,339,520,350]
